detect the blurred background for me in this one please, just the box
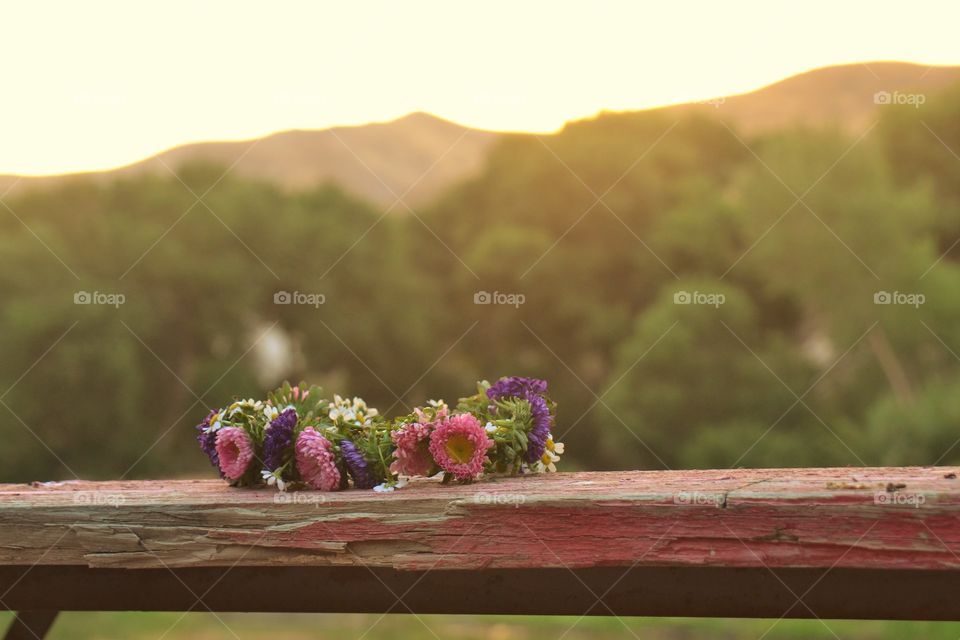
[3,1,960,637]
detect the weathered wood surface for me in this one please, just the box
[1,467,958,572]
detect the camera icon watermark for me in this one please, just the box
[673,290,725,308]
[473,492,526,507]
[274,290,325,308]
[74,291,125,308]
[873,91,926,108]
[874,291,925,308]
[874,491,925,509]
[673,491,725,507]
[474,291,525,308]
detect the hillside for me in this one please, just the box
[0,113,499,208]
[1,62,958,206]
[665,61,960,133]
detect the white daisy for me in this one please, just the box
[328,394,379,426]
[229,398,263,416]
[205,410,224,433]
[534,435,563,473]
[261,469,287,492]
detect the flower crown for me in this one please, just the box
[196,376,563,491]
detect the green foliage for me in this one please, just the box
[857,375,960,466]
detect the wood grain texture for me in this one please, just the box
[1,467,958,572]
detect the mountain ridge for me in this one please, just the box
[2,62,958,207]
[0,111,501,208]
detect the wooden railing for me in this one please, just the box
[2,466,960,637]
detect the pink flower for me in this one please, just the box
[296,427,341,491]
[291,386,309,401]
[390,421,435,477]
[215,427,255,481]
[428,413,494,481]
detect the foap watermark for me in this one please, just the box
[473,492,526,507]
[874,491,925,509]
[74,291,125,308]
[874,291,925,308]
[874,91,926,108]
[673,491,725,507]
[273,492,327,506]
[474,290,525,308]
[674,290,725,308]
[274,290,326,308]
[73,491,125,507]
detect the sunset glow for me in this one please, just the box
[3,0,959,175]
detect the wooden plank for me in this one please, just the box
[3,566,960,620]
[0,467,958,572]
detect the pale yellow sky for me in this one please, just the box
[2,0,959,175]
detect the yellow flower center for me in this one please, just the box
[445,434,475,464]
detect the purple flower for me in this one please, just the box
[340,439,375,489]
[264,408,297,472]
[525,394,553,463]
[487,376,553,463]
[487,376,548,400]
[196,410,223,477]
